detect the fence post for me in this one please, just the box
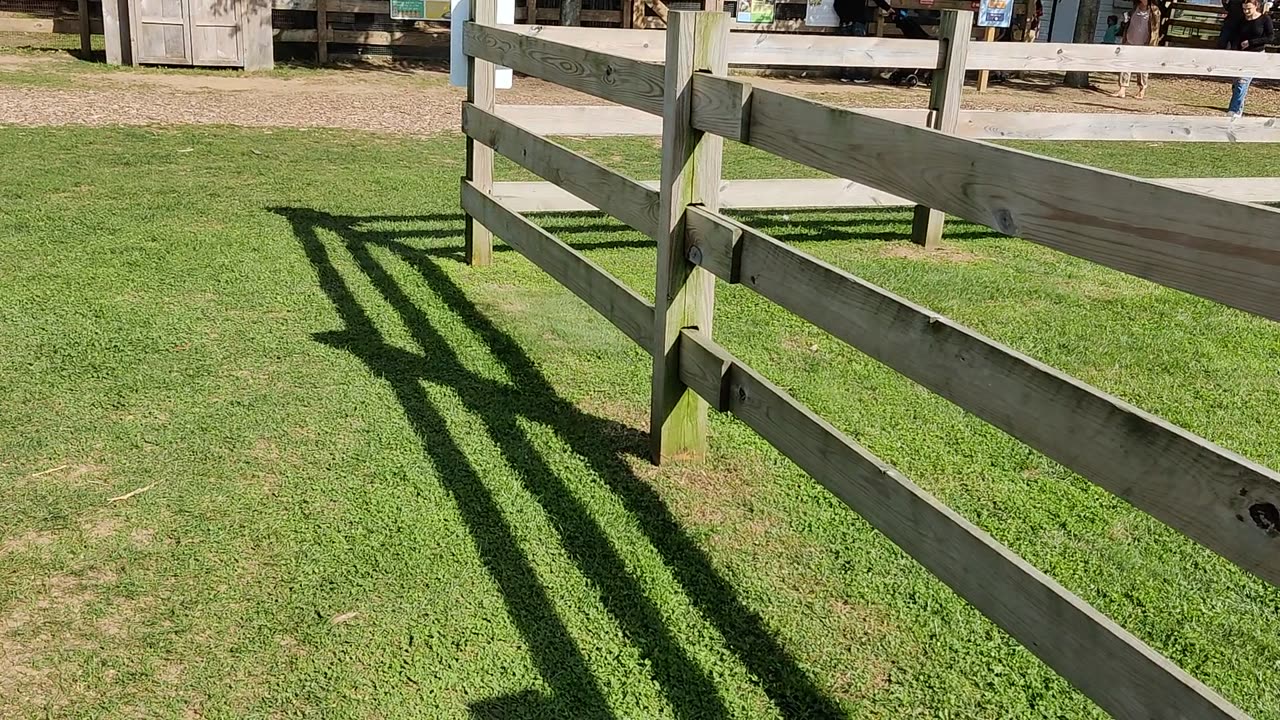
[316,0,329,64]
[465,0,498,266]
[976,25,995,92]
[911,9,972,249]
[78,0,91,56]
[650,10,729,464]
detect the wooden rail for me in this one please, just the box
[495,105,1280,143]
[460,11,1278,719]
[492,176,1280,210]
[489,23,1280,78]
[689,72,1280,323]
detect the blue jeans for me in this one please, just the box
[1230,77,1252,114]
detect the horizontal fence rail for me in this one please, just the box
[461,11,1280,719]
[460,180,653,347]
[683,205,1280,589]
[464,23,666,115]
[678,329,1249,720]
[689,73,1280,324]
[496,105,1280,143]
[484,23,1280,78]
[491,176,1280,210]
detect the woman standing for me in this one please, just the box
[1227,0,1274,117]
[1113,0,1162,99]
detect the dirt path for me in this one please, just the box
[2,50,1276,132]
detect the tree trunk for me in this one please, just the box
[1064,0,1101,87]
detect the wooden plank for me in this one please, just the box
[316,0,328,64]
[272,0,390,11]
[330,29,450,46]
[676,327,1252,720]
[912,10,971,249]
[494,176,1280,212]
[243,0,275,70]
[494,104,663,136]
[685,205,1280,590]
[486,23,941,67]
[460,181,653,347]
[0,16,103,33]
[651,10,728,464]
[969,41,1280,78]
[466,0,498,266]
[693,80,1280,322]
[491,105,930,139]
[78,0,91,54]
[976,24,995,92]
[464,23,666,115]
[463,104,661,235]
[955,111,1280,142]
[102,0,129,64]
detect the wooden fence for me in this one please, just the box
[461,5,1280,717]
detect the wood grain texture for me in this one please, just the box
[970,41,1280,78]
[464,23,666,115]
[461,181,653,347]
[687,208,1280,588]
[650,10,728,464]
[242,0,274,71]
[476,23,1280,76]
[315,0,328,64]
[463,104,660,235]
[494,105,663,137]
[956,112,1280,142]
[709,85,1280,322]
[77,0,91,54]
[464,0,497,266]
[912,10,970,249]
[676,327,1252,720]
[492,177,1280,211]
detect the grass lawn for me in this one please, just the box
[2,125,1279,719]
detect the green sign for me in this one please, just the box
[735,0,775,23]
[390,0,450,20]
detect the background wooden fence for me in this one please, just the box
[460,6,1280,717]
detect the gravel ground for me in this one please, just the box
[2,51,1277,132]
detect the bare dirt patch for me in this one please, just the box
[878,242,984,263]
[4,53,1274,133]
[0,529,57,556]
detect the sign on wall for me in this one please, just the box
[390,0,452,20]
[736,0,776,23]
[977,0,1014,26]
[804,0,840,27]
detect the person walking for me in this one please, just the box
[835,0,875,83]
[1227,0,1274,117]
[1112,0,1162,99]
[1218,0,1245,49]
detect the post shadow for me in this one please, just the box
[273,207,847,719]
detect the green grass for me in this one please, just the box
[2,126,1279,719]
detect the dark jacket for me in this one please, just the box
[1233,14,1275,50]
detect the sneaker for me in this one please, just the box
[852,77,871,84]
[1227,110,1243,119]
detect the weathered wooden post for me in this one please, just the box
[78,0,91,56]
[464,0,498,266]
[316,0,329,64]
[911,9,972,249]
[650,10,729,464]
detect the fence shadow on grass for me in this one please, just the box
[273,207,847,720]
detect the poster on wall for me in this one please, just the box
[736,0,776,24]
[977,0,1013,26]
[804,0,840,27]
[391,0,452,20]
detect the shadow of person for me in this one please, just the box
[273,207,846,719]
